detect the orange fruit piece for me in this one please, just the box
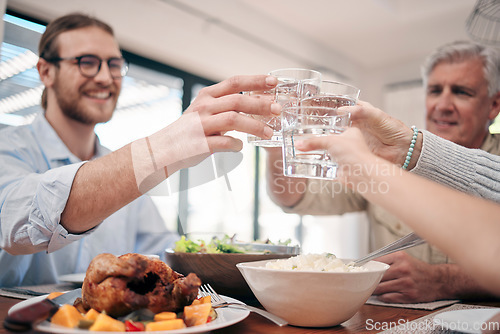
[184,302,212,327]
[88,313,125,332]
[146,319,186,331]
[153,312,177,321]
[51,304,84,328]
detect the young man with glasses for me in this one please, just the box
[0,13,280,287]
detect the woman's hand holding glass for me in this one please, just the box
[293,127,376,183]
[348,101,422,169]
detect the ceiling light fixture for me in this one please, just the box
[466,0,500,45]
[0,85,43,115]
[0,50,39,81]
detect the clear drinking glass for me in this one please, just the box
[247,68,322,147]
[282,81,360,180]
[301,80,360,108]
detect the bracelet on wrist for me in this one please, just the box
[402,126,418,170]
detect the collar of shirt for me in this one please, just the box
[31,113,110,166]
[481,132,500,155]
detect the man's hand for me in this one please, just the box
[373,251,497,303]
[372,251,448,303]
[137,75,282,188]
[181,75,281,153]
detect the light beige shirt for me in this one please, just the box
[285,132,500,264]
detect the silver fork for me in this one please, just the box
[199,284,288,327]
[351,232,426,266]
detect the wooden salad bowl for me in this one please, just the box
[165,251,297,301]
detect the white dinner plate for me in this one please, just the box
[433,308,500,334]
[58,273,86,284]
[9,294,250,334]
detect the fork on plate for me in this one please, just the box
[199,284,288,327]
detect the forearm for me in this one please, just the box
[61,112,215,233]
[61,144,141,233]
[361,158,495,245]
[265,147,305,208]
[439,264,499,301]
[357,157,500,295]
[411,131,500,202]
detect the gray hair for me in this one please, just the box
[421,40,500,97]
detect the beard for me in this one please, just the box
[57,96,95,125]
[52,75,118,125]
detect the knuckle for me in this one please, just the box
[226,76,242,90]
[219,139,234,151]
[215,137,241,151]
[193,101,209,114]
[400,276,414,288]
[197,85,211,96]
[229,95,244,111]
[222,111,238,127]
[398,263,411,276]
[379,294,396,303]
[394,251,406,260]
[404,289,419,301]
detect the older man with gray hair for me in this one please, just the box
[266,40,500,303]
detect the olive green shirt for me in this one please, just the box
[285,131,500,264]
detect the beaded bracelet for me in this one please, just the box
[402,126,418,170]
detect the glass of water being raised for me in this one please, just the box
[246,68,322,147]
[282,80,360,180]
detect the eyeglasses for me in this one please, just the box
[46,54,129,79]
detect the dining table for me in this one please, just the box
[1,286,499,334]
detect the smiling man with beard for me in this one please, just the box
[266,40,500,303]
[0,13,280,287]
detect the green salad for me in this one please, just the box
[174,234,292,254]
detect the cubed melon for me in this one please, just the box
[89,313,125,332]
[145,318,186,331]
[183,302,212,326]
[153,311,177,321]
[51,304,84,328]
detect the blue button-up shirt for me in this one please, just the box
[0,113,179,287]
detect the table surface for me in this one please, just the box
[1,293,498,334]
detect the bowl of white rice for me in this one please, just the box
[236,253,389,327]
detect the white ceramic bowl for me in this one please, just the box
[236,258,389,327]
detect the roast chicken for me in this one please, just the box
[81,253,201,317]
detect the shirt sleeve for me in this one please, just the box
[282,179,369,215]
[0,158,93,255]
[412,130,500,203]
